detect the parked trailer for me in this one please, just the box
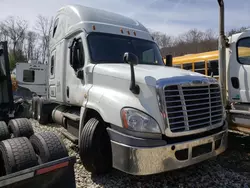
[0,41,76,188]
[32,4,228,176]
[15,62,48,97]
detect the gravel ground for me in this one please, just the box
[30,119,250,188]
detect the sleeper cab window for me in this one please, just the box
[237,37,250,65]
[52,18,59,38]
[50,55,55,76]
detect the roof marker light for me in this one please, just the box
[92,25,96,30]
[133,31,136,36]
[127,30,130,35]
[120,28,124,33]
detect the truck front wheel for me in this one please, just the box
[79,118,112,175]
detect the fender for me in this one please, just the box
[78,82,165,140]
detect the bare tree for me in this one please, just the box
[33,46,42,61]
[180,29,204,44]
[155,26,249,58]
[151,31,173,49]
[227,26,249,36]
[25,31,39,60]
[0,16,28,58]
[0,25,9,41]
[35,15,53,64]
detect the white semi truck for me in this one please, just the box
[31,4,228,175]
[218,26,250,131]
[204,27,250,133]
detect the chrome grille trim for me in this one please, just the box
[156,76,224,137]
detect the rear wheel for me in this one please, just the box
[8,118,34,138]
[30,132,68,164]
[0,137,38,176]
[79,118,112,175]
[37,98,49,125]
[0,121,10,141]
[32,96,40,120]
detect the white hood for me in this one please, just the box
[93,64,204,86]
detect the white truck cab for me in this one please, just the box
[223,29,250,127]
[33,4,228,175]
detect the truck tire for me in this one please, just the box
[0,121,10,141]
[37,98,49,125]
[32,96,40,120]
[0,137,38,175]
[79,118,112,174]
[30,132,68,164]
[8,118,34,138]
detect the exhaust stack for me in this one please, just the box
[217,0,227,107]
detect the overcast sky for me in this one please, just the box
[0,0,249,36]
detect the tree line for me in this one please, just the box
[0,15,53,70]
[0,14,249,70]
[151,26,249,57]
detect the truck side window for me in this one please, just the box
[70,38,84,72]
[50,55,55,75]
[23,70,35,82]
[52,18,59,38]
[237,37,250,65]
[194,61,205,75]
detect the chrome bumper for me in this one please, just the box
[110,128,227,175]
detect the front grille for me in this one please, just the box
[164,84,223,133]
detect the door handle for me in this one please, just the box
[231,77,239,89]
[66,86,69,98]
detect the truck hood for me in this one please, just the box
[93,64,204,86]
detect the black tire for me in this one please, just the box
[32,96,40,120]
[8,118,34,138]
[30,132,68,164]
[0,121,10,141]
[79,118,112,175]
[0,137,38,175]
[37,98,49,125]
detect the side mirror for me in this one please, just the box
[76,70,84,80]
[165,55,173,67]
[123,52,138,66]
[123,52,140,95]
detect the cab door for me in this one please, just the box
[228,30,250,103]
[64,32,86,106]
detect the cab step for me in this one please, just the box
[62,112,80,122]
[61,130,78,145]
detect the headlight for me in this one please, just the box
[121,108,161,134]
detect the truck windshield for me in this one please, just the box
[87,33,164,66]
